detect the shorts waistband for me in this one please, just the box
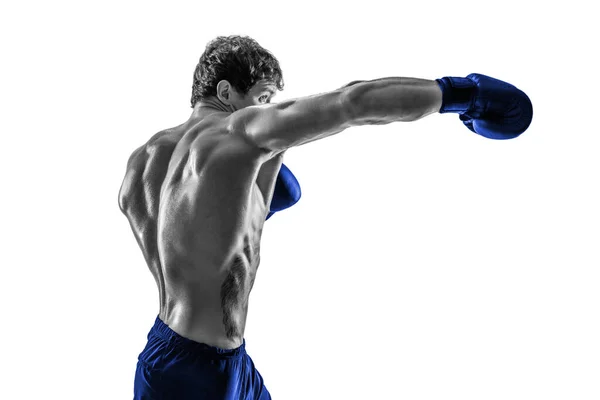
[149,315,247,359]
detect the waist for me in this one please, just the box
[151,315,246,354]
[161,304,247,350]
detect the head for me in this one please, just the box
[191,35,284,111]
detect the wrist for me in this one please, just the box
[436,76,476,114]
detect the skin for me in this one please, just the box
[119,75,442,349]
[119,79,283,349]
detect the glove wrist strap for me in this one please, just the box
[436,77,476,114]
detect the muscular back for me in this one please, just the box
[118,113,283,349]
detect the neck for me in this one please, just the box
[193,96,235,116]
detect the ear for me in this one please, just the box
[216,80,232,103]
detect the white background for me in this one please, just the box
[2,0,599,399]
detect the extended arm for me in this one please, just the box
[253,73,533,220]
[228,77,442,154]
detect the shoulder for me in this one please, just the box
[127,128,188,174]
[118,128,184,212]
[190,113,272,166]
[146,127,186,155]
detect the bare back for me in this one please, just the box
[119,112,283,349]
[119,76,442,350]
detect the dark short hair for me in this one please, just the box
[191,35,284,108]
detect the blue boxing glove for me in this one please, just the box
[436,73,533,139]
[266,163,301,220]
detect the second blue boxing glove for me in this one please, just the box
[266,163,301,220]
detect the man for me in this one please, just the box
[119,35,533,399]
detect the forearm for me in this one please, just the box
[344,77,442,126]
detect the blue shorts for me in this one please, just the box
[134,316,272,400]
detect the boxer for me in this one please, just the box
[119,35,532,399]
